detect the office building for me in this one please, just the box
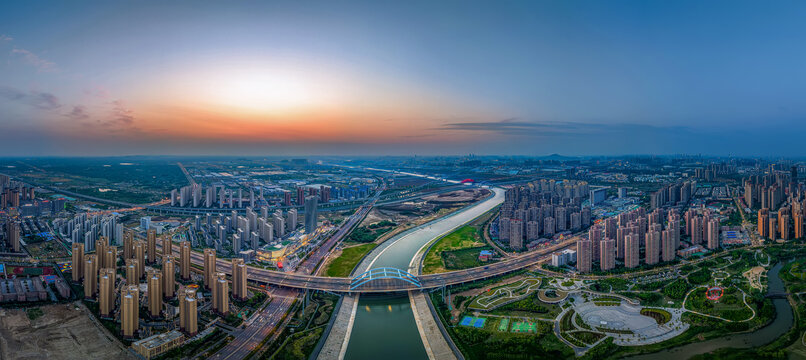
[304,196,318,234]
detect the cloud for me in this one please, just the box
[110,100,135,125]
[436,118,578,135]
[435,118,689,137]
[11,48,57,72]
[65,105,90,120]
[0,86,61,110]
[0,34,12,42]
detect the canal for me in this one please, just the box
[343,187,505,360]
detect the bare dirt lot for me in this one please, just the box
[0,303,134,360]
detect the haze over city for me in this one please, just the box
[2,0,806,156]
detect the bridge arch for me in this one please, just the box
[350,267,422,290]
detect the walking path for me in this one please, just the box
[410,291,458,360]
[317,294,359,360]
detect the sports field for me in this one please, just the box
[460,316,487,328]
[498,318,509,331]
[511,321,537,333]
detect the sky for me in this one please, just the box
[1,0,806,157]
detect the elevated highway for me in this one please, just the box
[168,237,574,293]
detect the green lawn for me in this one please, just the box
[685,286,753,321]
[423,225,486,274]
[325,243,377,277]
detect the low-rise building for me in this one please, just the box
[131,330,185,360]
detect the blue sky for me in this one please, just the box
[1,1,806,156]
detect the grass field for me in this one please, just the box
[441,246,495,271]
[325,243,377,277]
[423,225,486,274]
[685,286,753,321]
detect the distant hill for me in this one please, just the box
[537,153,578,161]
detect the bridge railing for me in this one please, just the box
[350,267,422,290]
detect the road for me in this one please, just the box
[209,287,300,360]
[206,182,385,359]
[160,234,573,294]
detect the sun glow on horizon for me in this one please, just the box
[208,69,325,114]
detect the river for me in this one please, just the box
[342,187,505,360]
[629,262,794,359]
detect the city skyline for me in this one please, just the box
[2,1,806,157]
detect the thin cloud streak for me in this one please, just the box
[10,48,57,72]
[436,118,690,137]
[0,86,61,110]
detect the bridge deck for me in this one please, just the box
[173,238,574,293]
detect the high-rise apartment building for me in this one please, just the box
[163,256,176,298]
[98,268,116,318]
[204,249,216,290]
[135,240,145,279]
[121,285,140,338]
[126,259,139,285]
[83,254,98,298]
[180,241,191,280]
[103,246,117,271]
[509,219,523,250]
[577,239,591,273]
[147,270,162,318]
[707,219,720,249]
[645,230,660,265]
[163,236,172,258]
[123,229,134,260]
[6,221,20,252]
[147,229,157,264]
[72,242,84,282]
[232,258,247,300]
[212,272,229,314]
[600,238,615,271]
[95,237,107,268]
[624,234,639,268]
[179,288,198,336]
[661,229,675,262]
